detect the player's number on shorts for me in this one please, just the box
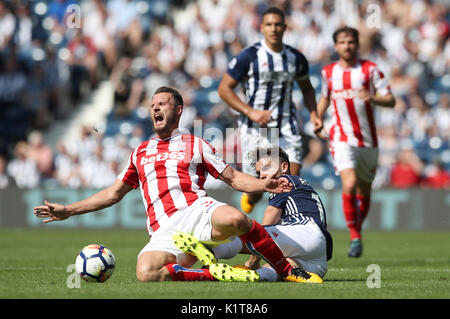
[311,193,325,225]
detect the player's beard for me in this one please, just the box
[152,111,178,137]
[340,48,357,62]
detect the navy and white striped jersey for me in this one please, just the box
[226,39,309,136]
[268,174,333,260]
[269,175,327,227]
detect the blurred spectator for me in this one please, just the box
[418,4,449,61]
[0,2,15,51]
[67,29,99,101]
[0,154,13,189]
[110,55,145,116]
[82,0,117,72]
[42,46,72,119]
[106,0,143,53]
[80,144,117,188]
[404,94,434,142]
[27,130,55,180]
[298,20,329,64]
[102,134,131,166]
[390,148,424,188]
[7,141,40,188]
[54,142,82,188]
[0,0,448,190]
[374,126,401,189]
[66,125,99,162]
[14,2,33,58]
[23,63,52,129]
[432,92,450,140]
[0,53,29,143]
[421,159,450,189]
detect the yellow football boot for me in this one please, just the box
[209,263,260,282]
[240,193,255,214]
[172,232,217,267]
[284,268,323,284]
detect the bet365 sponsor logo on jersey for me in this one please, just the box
[140,151,186,165]
[331,89,358,100]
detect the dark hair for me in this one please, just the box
[262,6,285,24]
[251,146,290,172]
[153,86,184,107]
[332,26,359,45]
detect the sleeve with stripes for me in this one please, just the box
[117,148,139,189]
[268,192,288,209]
[226,47,254,81]
[200,139,228,179]
[320,68,330,98]
[371,66,391,97]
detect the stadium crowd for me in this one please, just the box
[0,0,449,190]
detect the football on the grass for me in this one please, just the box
[75,244,115,282]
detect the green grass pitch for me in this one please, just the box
[0,228,448,299]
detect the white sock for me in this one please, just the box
[256,267,278,282]
[211,236,243,260]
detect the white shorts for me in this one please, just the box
[138,196,227,259]
[265,222,328,278]
[330,141,379,183]
[240,127,302,176]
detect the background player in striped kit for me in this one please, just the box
[315,27,395,257]
[218,6,322,214]
[34,86,316,283]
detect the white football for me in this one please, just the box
[75,244,115,282]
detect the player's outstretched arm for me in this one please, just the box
[218,166,292,194]
[33,179,133,223]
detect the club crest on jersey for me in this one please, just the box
[144,143,158,155]
[140,151,186,165]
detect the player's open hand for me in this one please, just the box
[263,172,292,193]
[33,200,70,223]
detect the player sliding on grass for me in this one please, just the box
[174,147,331,282]
[34,86,318,283]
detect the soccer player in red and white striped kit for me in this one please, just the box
[34,86,321,283]
[315,27,395,257]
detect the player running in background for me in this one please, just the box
[34,86,315,283]
[218,6,322,215]
[315,27,395,257]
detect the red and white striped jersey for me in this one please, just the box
[321,59,391,148]
[118,132,228,235]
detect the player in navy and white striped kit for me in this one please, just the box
[218,6,322,214]
[211,146,333,280]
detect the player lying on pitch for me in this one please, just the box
[173,146,332,282]
[33,86,319,283]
